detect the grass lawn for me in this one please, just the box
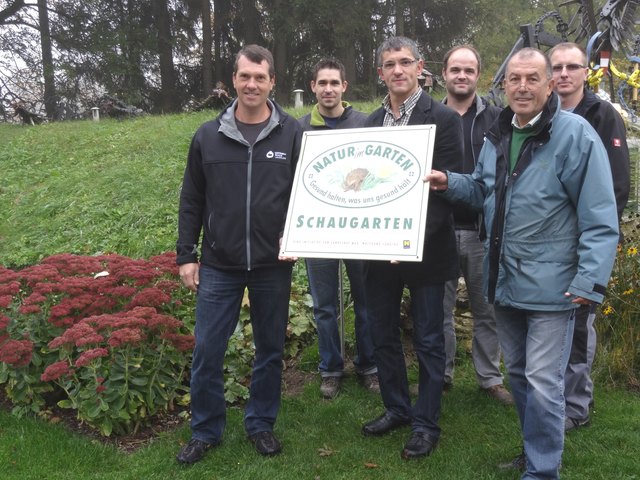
[1,349,638,480]
[1,107,639,479]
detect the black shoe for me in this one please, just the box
[401,431,438,459]
[498,451,526,471]
[362,411,411,436]
[248,431,282,456]
[565,415,590,432]
[176,438,216,464]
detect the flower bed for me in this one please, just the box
[0,252,316,436]
[0,252,196,435]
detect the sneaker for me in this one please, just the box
[320,376,341,399]
[248,431,282,456]
[498,451,526,471]
[565,415,590,432]
[176,438,216,464]
[361,372,380,394]
[483,384,514,406]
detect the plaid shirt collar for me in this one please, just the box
[382,87,422,127]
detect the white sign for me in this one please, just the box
[280,125,436,261]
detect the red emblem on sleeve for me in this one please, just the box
[613,138,621,147]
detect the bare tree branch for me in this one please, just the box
[0,0,26,24]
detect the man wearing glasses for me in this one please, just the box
[549,42,630,433]
[426,48,619,478]
[361,36,463,460]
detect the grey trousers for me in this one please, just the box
[443,229,503,388]
[564,304,596,420]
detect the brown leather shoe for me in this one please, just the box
[565,415,590,432]
[498,451,526,471]
[361,372,380,394]
[320,376,341,399]
[483,384,514,406]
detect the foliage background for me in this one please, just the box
[1,0,627,119]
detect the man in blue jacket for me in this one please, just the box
[426,48,619,478]
[175,44,302,464]
[299,58,378,399]
[549,42,630,433]
[361,36,463,460]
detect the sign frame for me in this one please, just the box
[280,125,436,262]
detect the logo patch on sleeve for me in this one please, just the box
[613,138,621,147]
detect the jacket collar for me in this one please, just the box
[217,99,283,142]
[405,90,433,125]
[309,101,352,127]
[442,93,486,117]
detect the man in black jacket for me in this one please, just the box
[440,45,513,405]
[549,42,630,433]
[360,36,463,459]
[175,44,302,464]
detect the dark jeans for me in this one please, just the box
[365,264,445,438]
[306,258,376,376]
[189,264,293,444]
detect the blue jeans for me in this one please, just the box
[189,264,293,444]
[306,258,376,377]
[494,306,575,480]
[365,263,445,438]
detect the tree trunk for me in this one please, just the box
[119,0,146,106]
[201,0,213,96]
[37,0,57,119]
[271,0,292,105]
[153,0,178,112]
[241,0,264,45]
[213,0,230,84]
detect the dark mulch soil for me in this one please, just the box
[0,362,316,453]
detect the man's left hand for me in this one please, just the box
[565,292,593,305]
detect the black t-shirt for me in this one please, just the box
[453,103,480,228]
[236,118,270,146]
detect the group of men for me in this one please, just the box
[175,36,628,479]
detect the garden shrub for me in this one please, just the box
[596,214,640,390]
[0,253,315,436]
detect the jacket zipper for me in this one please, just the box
[246,146,253,271]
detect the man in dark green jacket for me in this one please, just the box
[299,58,379,400]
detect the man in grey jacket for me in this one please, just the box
[426,48,618,479]
[440,45,512,406]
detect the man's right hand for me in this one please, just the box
[423,169,448,191]
[179,263,199,292]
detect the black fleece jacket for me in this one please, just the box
[176,100,302,270]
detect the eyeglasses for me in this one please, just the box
[551,64,585,73]
[380,59,417,71]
